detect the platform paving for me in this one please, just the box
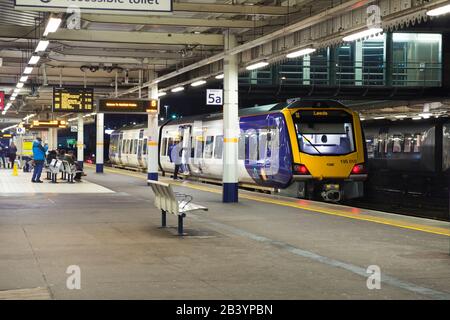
[0,167,449,299]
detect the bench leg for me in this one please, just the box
[46,172,51,180]
[161,210,167,227]
[177,215,184,236]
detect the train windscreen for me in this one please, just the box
[293,110,356,156]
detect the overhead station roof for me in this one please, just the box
[0,0,449,128]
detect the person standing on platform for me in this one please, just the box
[0,142,6,168]
[8,142,17,168]
[31,137,48,183]
[168,139,183,180]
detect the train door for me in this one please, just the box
[179,125,192,175]
[137,129,145,168]
[118,132,124,165]
[191,120,204,175]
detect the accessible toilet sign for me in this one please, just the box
[15,0,172,13]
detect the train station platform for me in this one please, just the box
[0,166,449,300]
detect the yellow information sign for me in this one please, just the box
[53,87,94,113]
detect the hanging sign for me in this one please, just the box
[15,0,172,13]
[53,87,94,113]
[98,99,158,114]
[206,89,223,106]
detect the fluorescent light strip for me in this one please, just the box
[394,115,407,119]
[373,116,385,120]
[171,86,184,93]
[19,76,29,83]
[23,67,33,74]
[16,82,24,89]
[427,4,450,16]
[157,92,167,97]
[343,28,383,42]
[191,80,207,87]
[215,74,224,79]
[28,55,40,65]
[35,40,49,53]
[43,17,62,36]
[286,48,316,59]
[246,61,269,71]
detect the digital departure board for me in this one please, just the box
[53,87,94,113]
[29,120,68,129]
[98,99,158,114]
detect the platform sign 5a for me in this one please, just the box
[15,0,172,13]
[206,89,223,106]
[0,91,4,111]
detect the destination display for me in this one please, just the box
[15,0,172,13]
[98,99,158,114]
[53,87,94,113]
[29,120,68,130]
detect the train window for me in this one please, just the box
[167,138,174,156]
[133,139,138,154]
[295,121,356,156]
[248,130,258,161]
[204,136,214,159]
[126,140,131,154]
[129,140,133,154]
[258,131,268,160]
[195,137,204,158]
[413,134,421,152]
[238,131,245,160]
[190,137,195,158]
[392,135,402,153]
[443,124,450,171]
[404,134,412,153]
[161,138,168,156]
[214,135,223,159]
[143,139,147,155]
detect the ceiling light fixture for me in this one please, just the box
[343,28,383,42]
[191,80,207,87]
[23,67,33,74]
[286,48,316,59]
[246,61,269,71]
[28,55,40,65]
[171,86,184,93]
[43,16,62,36]
[427,4,450,16]
[35,40,50,53]
[215,74,224,80]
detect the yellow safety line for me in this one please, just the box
[90,165,450,237]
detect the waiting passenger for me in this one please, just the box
[31,137,48,183]
[47,150,57,165]
[8,142,17,168]
[168,140,183,180]
[0,142,6,168]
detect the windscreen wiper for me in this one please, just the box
[299,133,322,155]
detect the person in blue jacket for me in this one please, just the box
[31,137,48,183]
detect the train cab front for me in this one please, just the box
[285,107,368,202]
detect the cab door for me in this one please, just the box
[137,129,145,168]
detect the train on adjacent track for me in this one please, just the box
[109,99,368,202]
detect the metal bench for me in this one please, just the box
[147,180,208,236]
[61,160,78,183]
[48,159,63,183]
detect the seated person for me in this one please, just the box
[65,151,83,182]
[47,150,57,165]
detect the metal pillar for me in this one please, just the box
[53,128,58,150]
[222,31,239,203]
[47,128,54,150]
[303,54,311,85]
[96,113,104,173]
[147,71,159,181]
[385,32,393,86]
[354,41,363,86]
[77,114,84,169]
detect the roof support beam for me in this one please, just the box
[48,29,224,46]
[172,3,289,15]
[82,14,265,29]
[0,26,224,46]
